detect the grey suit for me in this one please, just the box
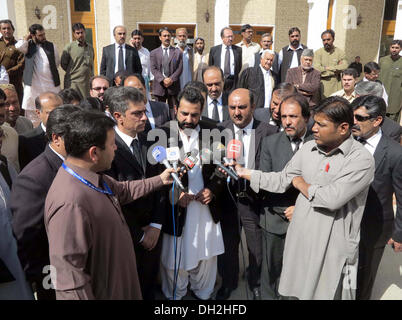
[258,131,312,299]
[100,44,142,83]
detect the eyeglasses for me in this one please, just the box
[92,87,108,91]
[354,114,373,122]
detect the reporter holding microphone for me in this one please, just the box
[231,96,375,300]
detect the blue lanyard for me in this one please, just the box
[62,163,114,196]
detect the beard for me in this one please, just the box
[291,40,299,47]
[178,40,186,48]
[178,120,197,130]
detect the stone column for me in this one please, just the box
[306,0,329,50]
[214,0,230,46]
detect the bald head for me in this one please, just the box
[228,88,255,128]
[35,92,63,126]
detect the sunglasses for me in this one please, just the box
[354,114,373,122]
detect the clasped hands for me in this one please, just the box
[178,188,213,207]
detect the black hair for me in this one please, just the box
[178,86,204,109]
[0,19,15,31]
[131,29,143,37]
[288,27,301,35]
[158,27,170,36]
[72,23,85,32]
[342,68,358,79]
[59,88,82,104]
[79,97,104,112]
[241,24,252,33]
[272,82,297,98]
[46,104,81,142]
[321,29,335,39]
[364,62,380,74]
[220,27,232,38]
[279,94,311,119]
[183,81,208,97]
[313,96,353,127]
[391,39,401,46]
[0,88,5,101]
[29,24,44,35]
[64,110,116,158]
[350,95,386,126]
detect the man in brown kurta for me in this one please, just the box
[44,110,174,300]
[0,20,24,104]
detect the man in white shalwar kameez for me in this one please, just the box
[233,97,375,300]
[159,87,225,300]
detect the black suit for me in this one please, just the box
[217,119,277,291]
[209,44,242,93]
[357,134,402,300]
[144,101,171,134]
[100,44,142,83]
[18,125,46,170]
[10,145,62,300]
[253,51,280,76]
[258,131,313,299]
[105,131,163,300]
[238,65,279,109]
[201,94,230,124]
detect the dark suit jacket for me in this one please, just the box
[254,51,280,75]
[10,145,62,281]
[259,131,313,234]
[201,94,230,123]
[105,132,163,243]
[150,46,183,96]
[144,101,171,133]
[18,125,46,170]
[209,44,242,91]
[360,134,402,245]
[382,117,402,143]
[238,65,279,109]
[285,66,321,107]
[159,120,226,236]
[100,44,142,83]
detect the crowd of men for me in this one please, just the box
[0,18,401,301]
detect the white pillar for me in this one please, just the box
[109,0,124,44]
[214,0,230,46]
[306,0,329,51]
[0,0,16,23]
[394,0,402,40]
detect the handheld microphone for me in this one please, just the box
[205,145,239,181]
[212,141,239,180]
[152,146,184,189]
[181,149,198,170]
[166,146,180,170]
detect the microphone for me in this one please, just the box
[166,146,180,170]
[212,141,239,180]
[181,149,198,170]
[205,145,239,181]
[152,146,184,189]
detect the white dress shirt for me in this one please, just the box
[138,46,154,81]
[362,129,382,156]
[49,144,65,161]
[114,127,162,235]
[145,101,156,129]
[278,44,304,68]
[220,45,235,75]
[234,118,254,169]
[0,65,9,84]
[207,95,223,121]
[290,130,307,152]
[260,65,273,108]
[114,43,127,74]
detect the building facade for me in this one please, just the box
[1,0,401,80]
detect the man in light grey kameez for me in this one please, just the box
[237,97,375,299]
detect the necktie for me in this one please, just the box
[212,99,219,121]
[118,45,125,72]
[292,137,302,153]
[131,139,144,173]
[162,47,170,77]
[224,46,230,76]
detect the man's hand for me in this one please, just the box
[159,168,175,185]
[235,164,251,181]
[195,188,213,205]
[284,206,295,221]
[23,33,32,41]
[388,238,402,253]
[141,226,161,251]
[163,78,173,87]
[178,192,194,208]
[292,176,310,199]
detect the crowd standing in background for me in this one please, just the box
[0,19,401,301]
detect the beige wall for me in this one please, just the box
[94,0,110,73]
[230,0,276,26]
[332,0,384,66]
[274,0,309,51]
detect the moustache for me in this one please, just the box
[291,40,299,46]
[352,125,360,131]
[178,121,197,129]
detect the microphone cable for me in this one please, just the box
[226,176,250,300]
